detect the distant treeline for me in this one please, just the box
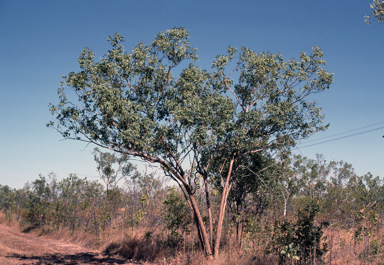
[1,154,383,264]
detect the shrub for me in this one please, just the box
[268,200,329,264]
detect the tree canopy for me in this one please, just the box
[48,27,333,258]
[365,0,384,24]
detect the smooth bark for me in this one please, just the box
[214,158,235,259]
[204,178,213,249]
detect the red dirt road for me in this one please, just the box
[0,223,140,264]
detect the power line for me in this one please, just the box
[299,121,384,144]
[294,126,384,149]
[74,174,100,178]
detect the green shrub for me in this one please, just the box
[268,200,329,264]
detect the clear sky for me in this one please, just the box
[0,0,383,189]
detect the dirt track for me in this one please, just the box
[0,223,140,264]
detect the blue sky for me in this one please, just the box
[0,0,383,188]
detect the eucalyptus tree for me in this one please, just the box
[23,175,52,227]
[273,156,301,218]
[349,173,383,212]
[365,0,384,24]
[49,27,333,258]
[93,147,137,194]
[291,155,326,200]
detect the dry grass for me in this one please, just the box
[43,226,101,249]
[323,226,384,265]
[100,227,276,265]
[104,231,160,261]
[103,229,190,263]
[0,213,101,250]
[0,212,21,229]
[3,211,384,265]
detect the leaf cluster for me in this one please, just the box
[365,0,384,24]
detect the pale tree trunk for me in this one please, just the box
[204,178,213,249]
[237,221,243,248]
[283,195,288,218]
[214,158,235,259]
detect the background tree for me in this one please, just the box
[93,148,137,195]
[224,152,275,245]
[22,175,53,227]
[1,156,384,263]
[0,185,17,221]
[274,157,301,219]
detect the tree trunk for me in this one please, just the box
[214,158,235,259]
[237,221,243,247]
[283,195,288,218]
[188,191,213,258]
[193,211,205,251]
[204,178,213,249]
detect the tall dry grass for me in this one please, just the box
[0,212,20,229]
[323,226,384,265]
[101,225,275,265]
[3,211,384,264]
[0,211,101,250]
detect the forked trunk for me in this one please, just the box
[214,158,235,259]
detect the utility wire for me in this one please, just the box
[294,126,384,149]
[299,121,384,144]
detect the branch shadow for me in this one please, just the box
[21,225,38,233]
[7,252,135,264]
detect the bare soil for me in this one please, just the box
[0,223,141,265]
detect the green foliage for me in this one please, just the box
[135,209,147,222]
[365,0,384,24]
[0,185,17,220]
[48,27,333,255]
[227,152,275,214]
[2,173,117,234]
[23,175,53,227]
[268,200,329,264]
[48,26,333,199]
[369,239,383,257]
[350,173,384,210]
[1,152,384,264]
[163,187,192,234]
[93,148,136,193]
[139,194,148,206]
[354,208,378,244]
[243,217,273,251]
